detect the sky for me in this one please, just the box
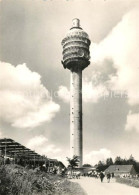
[0,0,139,166]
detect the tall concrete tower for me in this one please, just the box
[61,19,91,167]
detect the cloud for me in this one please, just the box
[27,135,48,149]
[27,135,61,152]
[83,79,109,103]
[0,62,60,128]
[125,112,139,132]
[27,135,62,160]
[57,86,70,103]
[57,58,118,103]
[58,9,139,105]
[91,8,139,106]
[84,148,112,165]
[41,145,62,155]
[57,81,109,104]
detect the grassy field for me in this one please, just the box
[116,177,139,188]
[0,165,87,195]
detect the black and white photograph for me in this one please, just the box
[0,0,139,194]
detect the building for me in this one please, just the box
[61,19,91,167]
[105,165,136,176]
[80,166,96,175]
[0,138,65,171]
[47,158,65,172]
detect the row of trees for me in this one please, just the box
[95,155,139,173]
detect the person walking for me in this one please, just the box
[111,172,114,178]
[107,172,111,183]
[99,171,105,182]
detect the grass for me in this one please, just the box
[0,165,87,195]
[116,177,139,188]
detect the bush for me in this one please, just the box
[0,165,86,195]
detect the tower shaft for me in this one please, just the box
[70,68,82,167]
[61,19,91,167]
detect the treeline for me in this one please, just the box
[95,155,139,173]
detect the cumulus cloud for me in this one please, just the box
[57,86,70,103]
[41,145,62,155]
[0,62,60,128]
[125,112,139,132]
[83,79,109,103]
[91,8,139,106]
[84,148,112,165]
[27,135,62,158]
[27,135,48,149]
[58,80,109,103]
[58,59,117,104]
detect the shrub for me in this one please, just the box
[0,165,86,195]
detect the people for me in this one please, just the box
[99,171,105,182]
[107,172,111,183]
[111,172,114,178]
[75,171,81,179]
[87,170,93,177]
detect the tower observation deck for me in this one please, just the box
[61,19,91,167]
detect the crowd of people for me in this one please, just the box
[65,169,115,182]
[99,171,114,183]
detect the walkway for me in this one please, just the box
[72,177,139,195]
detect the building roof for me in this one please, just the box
[0,138,47,161]
[105,165,134,173]
[0,138,65,167]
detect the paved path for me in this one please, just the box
[72,177,139,195]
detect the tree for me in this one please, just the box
[82,164,92,167]
[114,156,123,165]
[98,161,104,166]
[96,161,107,172]
[134,162,139,173]
[122,158,128,165]
[128,155,135,164]
[66,155,80,178]
[106,158,113,166]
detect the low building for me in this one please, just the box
[71,166,96,176]
[105,165,136,176]
[46,158,65,172]
[0,138,65,171]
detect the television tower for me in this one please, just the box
[61,19,91,167]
